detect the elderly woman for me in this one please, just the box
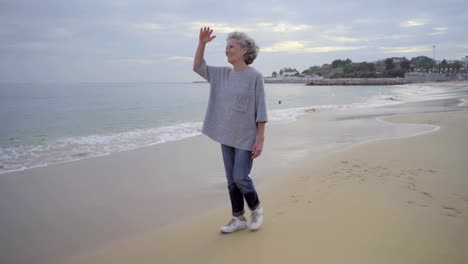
[193,27,268,233]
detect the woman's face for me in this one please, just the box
[225,39,246,65]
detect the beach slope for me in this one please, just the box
[69,110,468,264]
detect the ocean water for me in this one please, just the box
[0,81,465,174]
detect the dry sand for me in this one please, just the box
[66,110,468,264]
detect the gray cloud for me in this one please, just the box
[0,0,467,82]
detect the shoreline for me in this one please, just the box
[2,81,467,176]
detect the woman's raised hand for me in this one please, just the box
[199,27,216,44]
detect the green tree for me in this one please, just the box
[410,56,433,71]
[385,58,395,70]
[400,58,410,72]
[438,59,448,72]
[331,60,341,68]
[302,66,321,75]
[449,62,463,73]
[342,62,377,78]
[331,59,352,68]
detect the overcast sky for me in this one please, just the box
[1,0,467,82]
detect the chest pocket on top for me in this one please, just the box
[232,95,250,113]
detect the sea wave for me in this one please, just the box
[391,84,454,102]
[458,98,468,106]
[0,123,202,174]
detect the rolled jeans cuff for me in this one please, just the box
[232,210,246,217]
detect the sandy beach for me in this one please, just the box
[60,110,468,264]
[1,83,468,264]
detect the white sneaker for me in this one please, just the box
[220,217,247,233]
[250,207,264,231]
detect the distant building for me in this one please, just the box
[280,69,299,77]
[463,56,468,69]
[391,57,406,63]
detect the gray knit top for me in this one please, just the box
[194,60,268,151]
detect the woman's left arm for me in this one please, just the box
[252,74,268,159]
[252,122,266,159]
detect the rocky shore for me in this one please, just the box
[264,77,413,85]
[306,78,412,86]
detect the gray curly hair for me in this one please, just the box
[226,32,260,65]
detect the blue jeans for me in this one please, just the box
[221,144,260,217]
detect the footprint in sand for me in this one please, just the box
[420,191,432,198]
[289,195,300,204]
[407,182,416,190]
[442,205,462,217]
[407,200,428,207]
[300,175,310,182]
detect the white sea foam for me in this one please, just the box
[0,123,203,174]
[353,95,402,108]
[269,104,344,123]
[269,94,404,124]
[458,98,468,106]
[391,84,454,102]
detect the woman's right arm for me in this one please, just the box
[193,27,216,71]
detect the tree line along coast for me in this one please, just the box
[272,56,466,79]
[191,56,467,85]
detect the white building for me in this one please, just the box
[280,69,299,77]
[391,57,406,63]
